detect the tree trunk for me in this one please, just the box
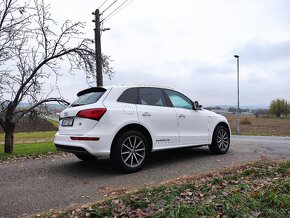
[4,122,15,153]
[3,101,17,153]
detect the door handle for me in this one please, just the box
[142,112,151,117]
[179,114,186,118]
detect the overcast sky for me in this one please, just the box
[48,0,290,108]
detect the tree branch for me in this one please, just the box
[14,97,69,122]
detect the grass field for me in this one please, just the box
[0,131,56,145]
[45,118,59,127]
[0,131,57,160]
[0,141,57,160]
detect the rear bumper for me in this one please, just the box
[54,132,111,157]
[55,144,88,154]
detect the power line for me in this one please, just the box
[101,0,134,23]
[101,0,129,22]
[98,0,109,9]
[101,0,119,15]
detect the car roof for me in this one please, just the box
[77,84,174,96]
[105,83,173,89]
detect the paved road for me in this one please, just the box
[0,136,289,217]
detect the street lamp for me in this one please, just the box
[234,55,240,134]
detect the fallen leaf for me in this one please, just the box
[112,199,120,204]
[230,187,240,193]
[197,192,204,198]
[250,210,260,217]
[222,192,228,197]
[136,208,146,217]
[187,191,193,196]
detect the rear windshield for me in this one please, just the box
[70,91,105,107]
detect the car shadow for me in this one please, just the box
[147,146,212,168]
[53,146,215,177]
[54,157,117,176]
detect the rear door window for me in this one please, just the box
[117,88,138,104]
[138,88,167,107]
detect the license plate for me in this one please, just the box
[62,118,74,126]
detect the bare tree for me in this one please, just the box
[0,0,113,153]
[0,0,31,64]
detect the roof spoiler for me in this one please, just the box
[77,87,107,97]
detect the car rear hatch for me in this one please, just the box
[58,87,109,135]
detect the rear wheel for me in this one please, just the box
[209,125,230,154]
[111,130,149,173]
[75,153,97,161]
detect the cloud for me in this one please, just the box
[42,0,290,107]
[237,40,290,65]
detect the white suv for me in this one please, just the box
[54,84,230,172]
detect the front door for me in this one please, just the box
[163,89,209,146]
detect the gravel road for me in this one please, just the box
[0,135,289,217]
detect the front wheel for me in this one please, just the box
[111,130,149,173]
[209,125,230,154]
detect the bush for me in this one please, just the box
[269,99,289,118]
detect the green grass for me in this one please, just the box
[0,131,56,142]
[0,130,57,160]
[45,118,59,127]
[0,141,57,160]
[44,160,290,218]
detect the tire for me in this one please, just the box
[75,153,98,162]
[209,125,230,155]
[111,130,149,173]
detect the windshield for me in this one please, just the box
[70,91,105,107]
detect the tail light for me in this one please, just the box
[76,108,107,121]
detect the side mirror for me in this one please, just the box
[193,101,202,110]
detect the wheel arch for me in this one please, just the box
[211,122,231,141]
[111,123,153,153]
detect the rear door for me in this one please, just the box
[163,89,209,146]
[136,87,179,148]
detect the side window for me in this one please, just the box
[164,90,193,110]
[117,88,138,104]
[139,88,166,107]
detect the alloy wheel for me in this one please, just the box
[217,129,229,151]
[121,135,146,168]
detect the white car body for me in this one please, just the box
[54,84,231,172]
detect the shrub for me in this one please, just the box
[269,99,289,118]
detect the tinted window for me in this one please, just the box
[70,91,104,107]
[117,88,138,104]
[139,88,166,106]
[164,90,192,109]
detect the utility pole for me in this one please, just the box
[93,9,103,87]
